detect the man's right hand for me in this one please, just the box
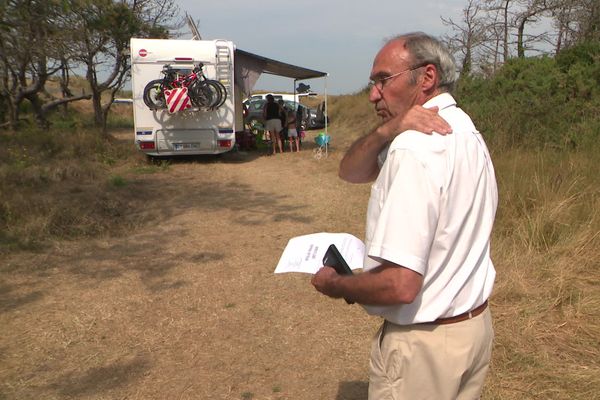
[339,105,452,184]
[379,105,452,141]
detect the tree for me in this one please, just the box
[0,0,180,131]
[441,0,596,77]
[554,0,600,50]
[0,0,90,129]
[69,0,179,133]
[513,0,557,58]
[441,0,499,76]
[481,0,513,63]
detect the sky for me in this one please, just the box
[175,0,466,95]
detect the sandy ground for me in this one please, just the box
[0,131,383,400]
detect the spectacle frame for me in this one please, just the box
[368,63,427,92]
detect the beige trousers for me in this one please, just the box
[368,308,493,400]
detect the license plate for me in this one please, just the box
[173,143,199,151]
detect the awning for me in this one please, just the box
[233,48,329,137]
[234,48,327,96]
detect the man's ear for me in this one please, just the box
[420,64,438,93]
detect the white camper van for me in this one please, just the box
[130,37,328,157]
[130,38,239,156]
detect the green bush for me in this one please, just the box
[556,40,600,70]
[456,40,600,149]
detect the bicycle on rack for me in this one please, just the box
[143,63,227,111]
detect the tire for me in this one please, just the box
[189,81,215,108]
[189,80,227,109]
[143,79,167,109]
[206,79,227,108]
[200,80,225,109]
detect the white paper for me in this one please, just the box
[274,232,365,274]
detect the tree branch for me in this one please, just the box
[41,94,92,114]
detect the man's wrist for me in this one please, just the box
[364,127,392,161]
[330,273,350,299]
[373,123,395,144]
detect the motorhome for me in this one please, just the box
[131,38,239,156]
[130,38,327,157]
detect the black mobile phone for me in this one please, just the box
[323,244,354,275]
[322,244,354,304]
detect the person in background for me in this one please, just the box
[295,105,306,149]
[262,95,283,155]
[278,99,288,151]
[311,32,498,400]
[286,107,300,152]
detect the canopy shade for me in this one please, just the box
[233,48,327,97]
[232,47,329,137]
[235,49,327,80]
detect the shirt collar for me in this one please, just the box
[422,92,456,111]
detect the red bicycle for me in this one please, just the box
[143,63,227,110]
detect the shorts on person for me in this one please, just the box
[265,119,282,133]
[287,128,298,138]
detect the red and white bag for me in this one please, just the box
[164,87,192,114]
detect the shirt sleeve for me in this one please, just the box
[367,147,441,275]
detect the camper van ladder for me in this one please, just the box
[215,41,232,96]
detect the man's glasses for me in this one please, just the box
[368,64,426,92]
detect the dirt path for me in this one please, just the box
[0,132,379,400]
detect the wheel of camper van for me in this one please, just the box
[143,79,167,109]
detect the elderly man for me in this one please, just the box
[312,32,498,400]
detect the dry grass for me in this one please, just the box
[327,91,379,146]
[484,148,600,399]
[0,96,599,399]
[0,117,149,252]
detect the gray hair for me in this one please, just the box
[387,32,458,93]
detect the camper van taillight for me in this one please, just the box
[174,57,193,61]
[218,140,232,148]
[139,141,155,150]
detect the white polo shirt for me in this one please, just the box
[362,93,498,325]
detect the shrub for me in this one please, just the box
[456,40,600,149]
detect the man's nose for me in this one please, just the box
[368,86,381,103]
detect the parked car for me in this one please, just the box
[243,99,311,130]
[307,101,329,130]
[307,108,321,129]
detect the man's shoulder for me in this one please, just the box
[390,130,447,154]
[423,92,457,110]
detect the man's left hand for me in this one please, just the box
[311,266,343,298]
